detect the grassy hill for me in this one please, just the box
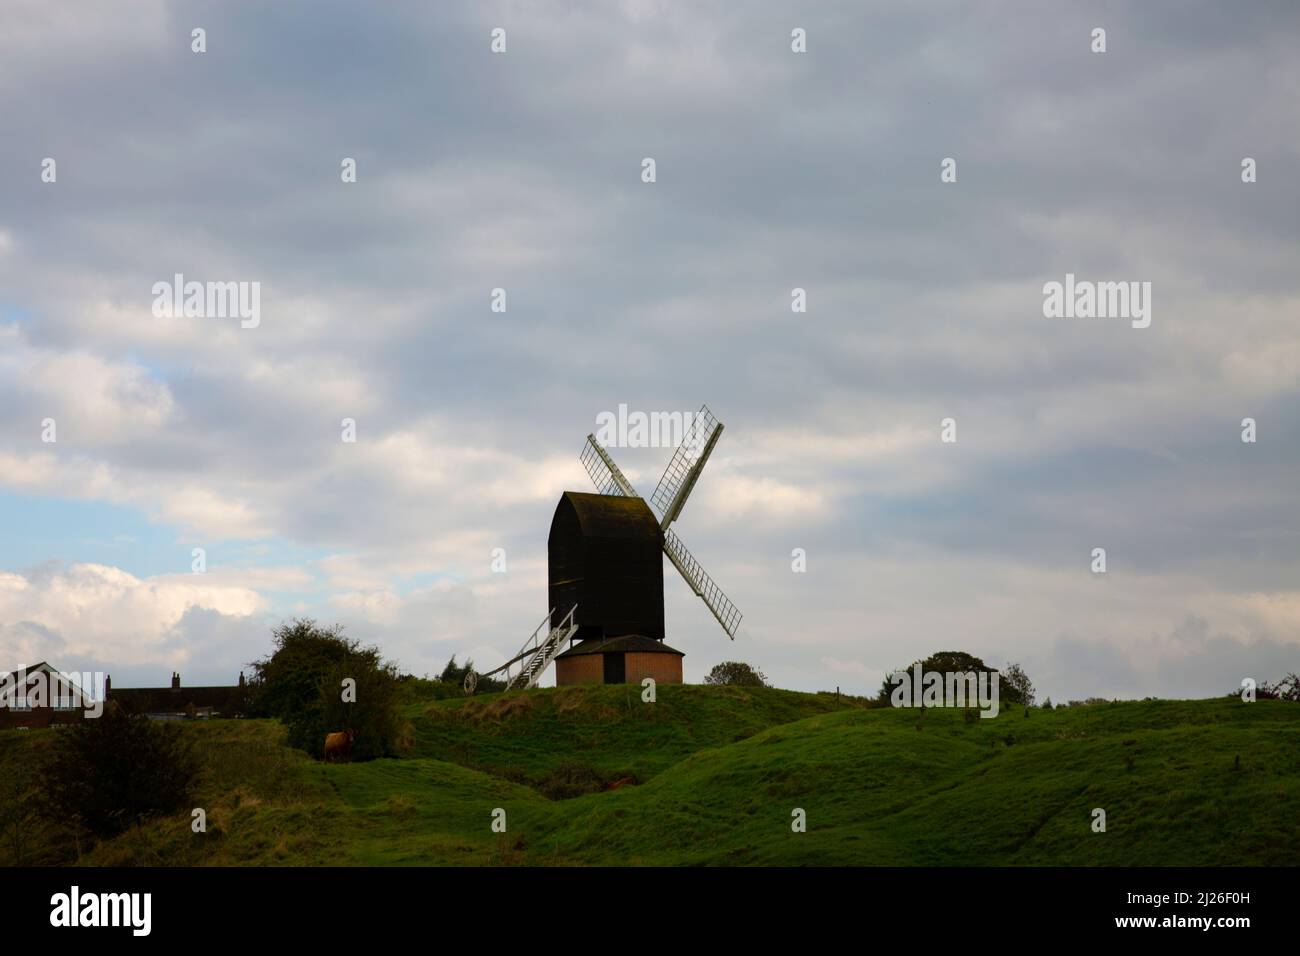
[408,683,854,794]
[3,686,1297,866]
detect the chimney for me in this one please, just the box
[238,671,245,687]
[171,672,180,690]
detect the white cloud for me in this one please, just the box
[0,563,263,676]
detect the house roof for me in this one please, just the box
[2,663,96,706]
[109,685,246,713]
[555,634,683,657]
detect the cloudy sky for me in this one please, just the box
[1,1,1297,701]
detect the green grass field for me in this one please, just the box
[3,686,1297,866]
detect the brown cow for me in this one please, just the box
[324,729,356,763]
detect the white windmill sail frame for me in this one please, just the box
[580,435,638,497]
[579,408,742,642]
[651,406,723,529]
[663,527,742,639]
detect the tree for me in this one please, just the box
[247,618,354,719]
[41,709,198,839]
[248,619,407,760]
[315,655,406,761]
[704,662,768,687]
[1258,672,1300,701]
[1002,662,1036,707]
[877,651,1030,706]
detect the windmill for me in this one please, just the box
[464,405,741,693]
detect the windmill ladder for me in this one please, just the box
[505,605,580,690]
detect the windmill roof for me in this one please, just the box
[557,491,662,539]
[556,634,684,657]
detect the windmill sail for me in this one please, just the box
[663,527,742,639]
[580,435,638,497]
[649,405,722,527]
[580,412,742,642]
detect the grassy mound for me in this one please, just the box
[408,683,858,795]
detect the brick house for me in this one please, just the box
[106,671,250,719]
[0,662,96,730]
[554,634,684,686]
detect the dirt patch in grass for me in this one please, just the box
[535,761,637,800]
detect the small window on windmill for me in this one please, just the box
[603,653,626,685]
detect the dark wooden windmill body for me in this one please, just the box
[547,492,664,642]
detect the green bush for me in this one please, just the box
[247,619,353,719]
[878,651,1031,706]
[248,618,406,760]
[704,662,769,687]
[41,710,198,839]
[311,656,406,761]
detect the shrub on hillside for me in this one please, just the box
[41,709,198,839]
[395,676,455,702]
[0,772,38,865]
[1253,673,1299,701]
[877,651,1030,707]
[1002,662,1036,707]
[704,661,769,687]
[248,619,407,760]
[247,619,352,719]
[311,657,408,761]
